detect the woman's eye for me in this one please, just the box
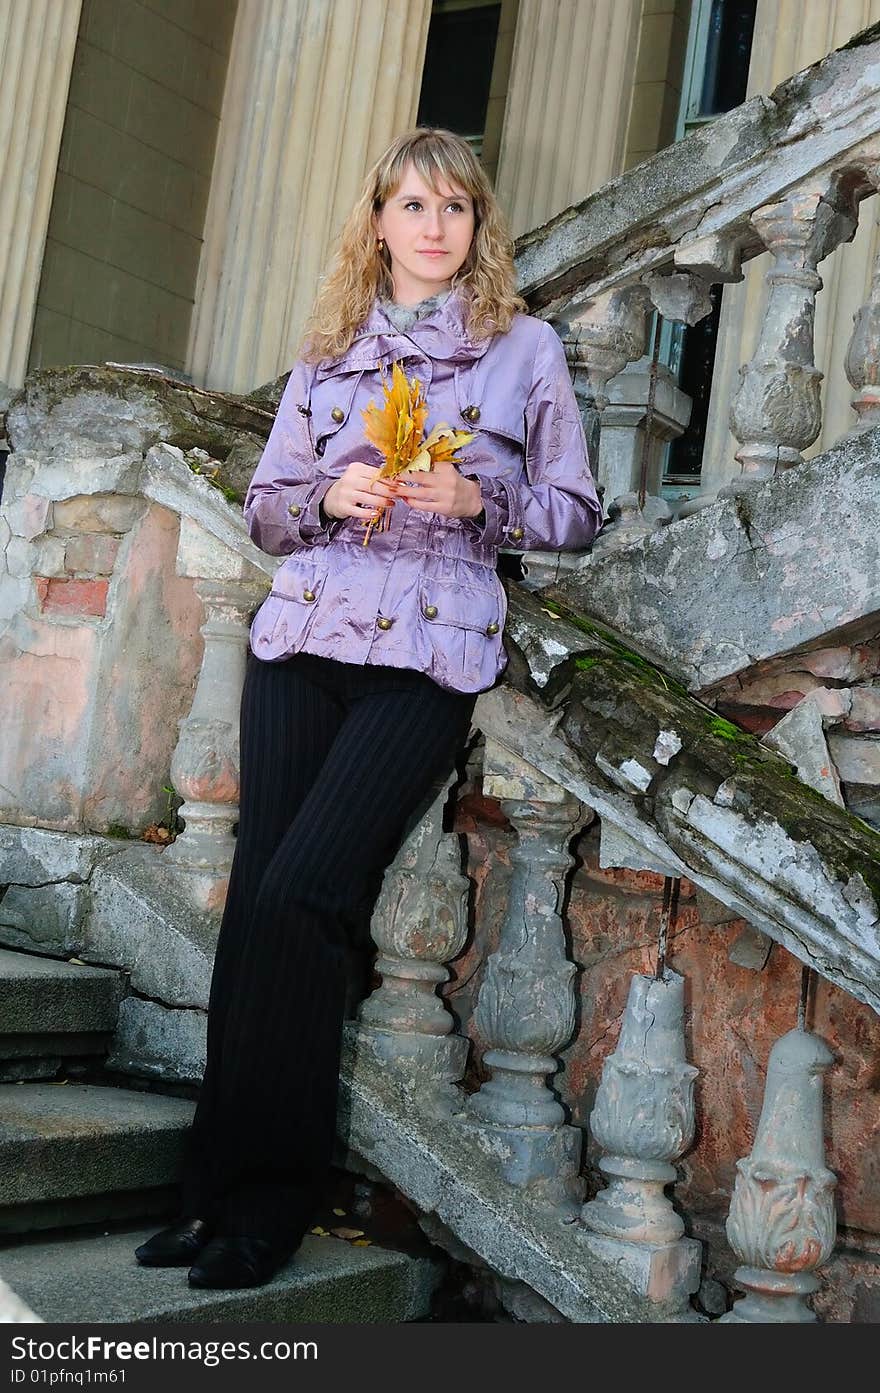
[404,201,422,211]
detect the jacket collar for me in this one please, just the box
[314,287,493,380]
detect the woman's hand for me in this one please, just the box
[323,461,401,520]
[395,461,483,519]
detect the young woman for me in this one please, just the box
[135,127,602,1290]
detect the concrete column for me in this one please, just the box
[495,0,642,237]
[701,0,880,494]
[187,0,431,394]
[0,0,82,388]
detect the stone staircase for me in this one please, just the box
[0,946,443,1323]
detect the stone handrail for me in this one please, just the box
[510,23,880,553]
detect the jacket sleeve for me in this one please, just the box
[243,359,341,554]
[462,320,603,551]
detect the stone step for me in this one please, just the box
[0,948,124,1067]
[0,1083,193,1234]
[0,1226,443,1323]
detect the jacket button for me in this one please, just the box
[377,616,393,631]
[510,526,524,541]
[486,622,500,636]
[423,604,438,620]
[463,405,480,423]
[330,406,345,423]
[288,503,302,518]
[302,589,316,603]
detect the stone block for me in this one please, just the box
[800,646,880,683]
[577,1230,702,1309]
[64,534,120,576]
[762,697,844,806]
[0,826,109,885]
[554,426,880,691]
[29,536,67,578]
[84,848,217,1007]
[51,494,144,535]
[846,686,880,733]
[176,513,265,584]
[827,733,880,786]
[4,538,33,579]
[106,996,206,1083]
[0,883,89,956]
[35,577,109,618]
[28,455,144,501]
[599,821,677,875]
[5,495,52,541]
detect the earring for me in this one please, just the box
[377,238,384,251]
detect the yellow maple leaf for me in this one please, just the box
[360,361,477,545]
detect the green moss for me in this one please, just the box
[106,823,135,840]
[541,596,688,696]
[185,458,244,506]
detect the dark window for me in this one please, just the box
[417,3,501,145]
[699,0,758,116]
[665,0,757,488]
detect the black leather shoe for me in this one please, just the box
[135,1218,213,1267]
[188,1235,292,1289]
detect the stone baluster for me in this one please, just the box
[729,186,857,488]
[578,969,702,1310]
[164,517,268,912]
[519,285,651,587]
[845,163,880,434]
[721,1027,837,1323]
[462,740,589,1211]
[356,766,471,1114]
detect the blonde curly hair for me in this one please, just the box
[298,127,526,363]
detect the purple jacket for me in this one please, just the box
[244,289,602,693]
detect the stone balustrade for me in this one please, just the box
[509,26,880,543]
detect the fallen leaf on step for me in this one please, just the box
[332,1208,346,1216]
[352,1239,372,1247]
[330,1227,364,1240]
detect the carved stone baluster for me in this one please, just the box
[164,517,268,912]
[356,767,471,1114]
[520,286,651,586]
[730,187,857,486]
[721,1028,837,1323]
[462,741,590,1211]
[578,969,702,1310]
[845,164,880,433]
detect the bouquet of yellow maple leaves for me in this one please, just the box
[360,360,475,546]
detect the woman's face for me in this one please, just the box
[374,160,476,306]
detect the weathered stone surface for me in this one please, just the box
[1,1224,441,1324]
[84,847,218,1008]
[514,24,880,314]
[473,585,880,1015]
[0,445,204,834]
[0,826,109,886]
[339,1026,690,1323]
[6,367,273,490]
[762,697,844,807]
[848,684,880,732]
[457,814,880,1313]
[0,949,123,1037]
[828,732,880,785]
[553,426,880,693]
[0,883,89,957]
[106,997,206,1084]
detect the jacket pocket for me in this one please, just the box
[417,575,506,691]
[308,370,366,458]
[250,556,329,657]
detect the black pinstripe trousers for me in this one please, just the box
[179,649,477,1245]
